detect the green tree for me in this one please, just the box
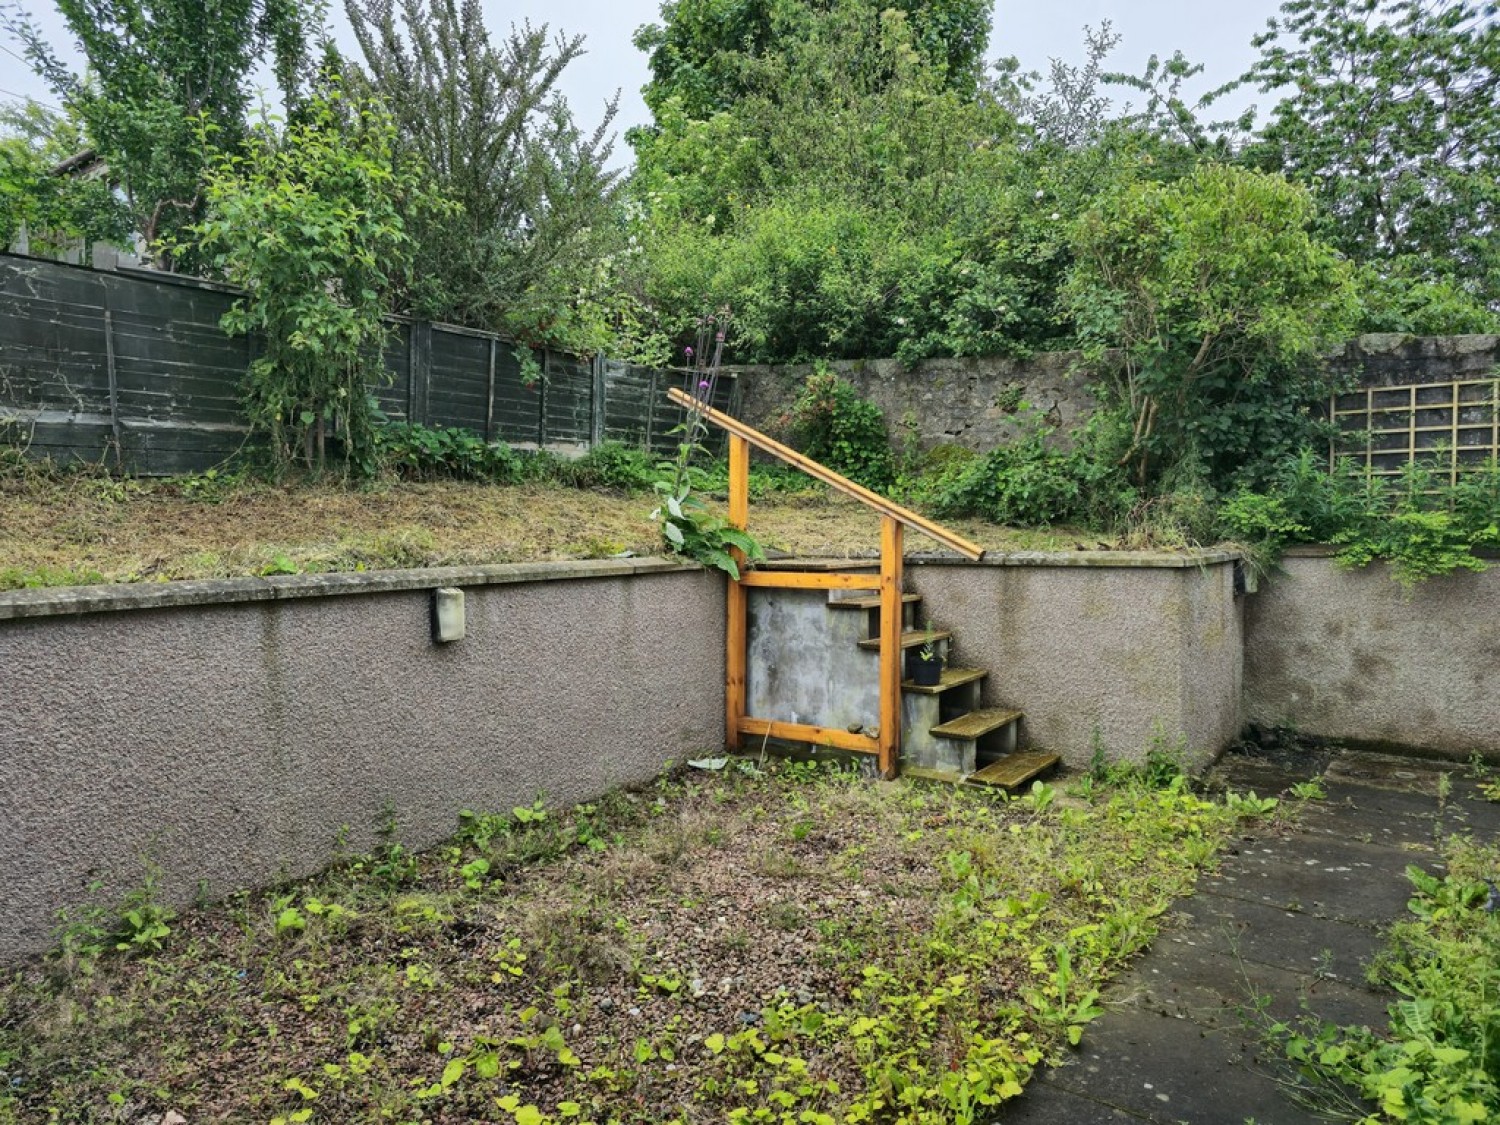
[345,0,623,352]
[193,86,440,474]
[4,0,320,262]
[633,0,991,124]
[1244,0,1500,312]
[0,100,128,255]
[1065,163,1360,490]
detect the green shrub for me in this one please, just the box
[373,422,522,483]
[565,442,657,492]
[785,366,895,492]
[928,421,1128,530]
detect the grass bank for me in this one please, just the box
[0,466,1085,591]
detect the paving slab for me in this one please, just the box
[1168,891,1385,986]
[994,749,1464,1125]
[1199,834,1431,924]
[1040,1007,1324,1125]
[1115,932,1390,1031]
[998,1079,1149,1123]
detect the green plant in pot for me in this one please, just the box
[906,635,943,686]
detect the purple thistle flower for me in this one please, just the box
[684,346,694,358]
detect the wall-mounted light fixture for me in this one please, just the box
[432,587,465,643]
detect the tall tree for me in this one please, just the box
[3,0,319,262]
[632,0,992,125]
[1244,0,1500,307]
[0,100,129,255]
[345,0,622,350]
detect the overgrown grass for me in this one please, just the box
[0,457,1080,591]
[0,760,1270,1124]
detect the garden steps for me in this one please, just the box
[839,586,1057,790]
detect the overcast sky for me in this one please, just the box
[1,0,1290,157]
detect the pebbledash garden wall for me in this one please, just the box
[1244,552,1500,758]
[1,552,1496,958]
[0,562,726,959]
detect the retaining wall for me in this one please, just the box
[906,554,1244,771]
[0,561,726,960]
[1244,553,1500,758]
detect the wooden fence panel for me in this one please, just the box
[0,251,720,473]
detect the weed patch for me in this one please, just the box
[0,762,1257,1123]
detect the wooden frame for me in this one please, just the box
[668,387,984,779]
[1329,377,1500,485]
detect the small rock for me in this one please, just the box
[737,1010,762,1026]
[628,1006,641,1018]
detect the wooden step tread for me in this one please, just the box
[857,629,951,651]
[829,593,921,611]
[758,557,878,571]
[902,666,987,694]
[968,752,1061,791]
[930,707,1024,740]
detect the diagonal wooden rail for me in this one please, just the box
[667,386,984,778]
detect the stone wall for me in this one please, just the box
[730,353,1101,454]
[1328,333,1500,388]
[0,560,726,960]
[731,335,1500,455]
[1243,553,1500,759]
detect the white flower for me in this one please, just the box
[1034,189,1045,200]
[1050,212,1061,221]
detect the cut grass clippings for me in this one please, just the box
[0,464,1086,591]
[0,761,1267,1124]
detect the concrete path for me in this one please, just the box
[1000,745,1500,1125]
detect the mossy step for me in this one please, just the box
[967,752,1061,791]
[930,707,1023,740]
[856,629,951,651]
[902,666,987,695]
[828,593,922,611]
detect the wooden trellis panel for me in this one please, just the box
[1329,377,1500,483]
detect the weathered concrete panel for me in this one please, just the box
[1244,554,1500,758]
[0,565,725,960]
[907,557,1243,770]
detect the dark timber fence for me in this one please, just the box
[0,251,733,475]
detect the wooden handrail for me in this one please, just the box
[671,387,983,779]
[667,386,985,561]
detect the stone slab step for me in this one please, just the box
[857,629,951,652]
[902,666,987,695]
[828,593,922,611]
[968,751,1061,791]
[930,707,1023,740]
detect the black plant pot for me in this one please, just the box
[906,648,943,686]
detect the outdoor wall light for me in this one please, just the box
[432,587,465,643]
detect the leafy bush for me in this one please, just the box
[373,422,522,483]
[1219,452,1497,585]
[929,420,1128,529]
[564,442,657,492]
[785,366,895,492]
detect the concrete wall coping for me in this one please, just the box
[908,549,1240,569]
[0,557,704,622]
[0,549,1247,622]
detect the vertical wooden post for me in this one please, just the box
[591,354,607,448]
[484,338,497,442]
[725,434,750,751]
[409,321,432,426]
[878,516,904,779]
